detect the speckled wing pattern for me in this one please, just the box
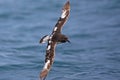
[40,1,70,80]
[52,1,70,34]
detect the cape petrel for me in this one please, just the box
[39,1,70,80]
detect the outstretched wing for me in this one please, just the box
[40,41,57,80]
[40,1,70,80]
[52,1,70,33]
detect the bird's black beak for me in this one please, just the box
[67,40,71,43]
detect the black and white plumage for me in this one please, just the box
[39,1,70,80]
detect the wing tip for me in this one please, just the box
[63,0,70,11]
[40,69,49,80]
[61,0,70,19]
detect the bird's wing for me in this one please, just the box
[40,40,57,80]
[40,1,70,80]
[52,1,70,33]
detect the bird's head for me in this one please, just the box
[58,34,70,43]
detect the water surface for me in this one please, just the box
[0,0,120,80]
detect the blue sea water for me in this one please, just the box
[0,0,120,80]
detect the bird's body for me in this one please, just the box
[39,1,70,80]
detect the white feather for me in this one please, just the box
[61,10,66,18]
[47,45,51,50]
[41,35,49,43]
[54,27,57,31]
[44,60,50,69]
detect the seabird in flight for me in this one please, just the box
[39,1,70,80]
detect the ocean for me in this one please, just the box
[0,0,120,80]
